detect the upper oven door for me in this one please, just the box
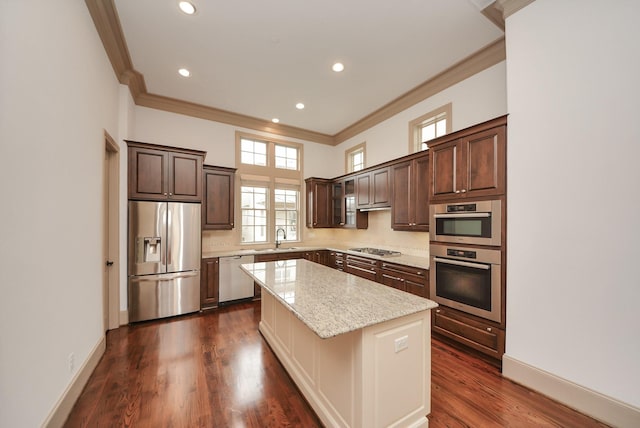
[429,200,501,246]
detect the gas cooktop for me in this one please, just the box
[349,247,402,257]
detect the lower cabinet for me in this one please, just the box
[302,250,329,265]
[379,261,429,298]
[201,257,219,309]
[432,306,505,360]
[345,254,378,282]
[328,251,344,271]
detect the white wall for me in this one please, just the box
[132,106,336,177]
[0,1,121,426]
[333,62,507,177]
[505,0,640,408]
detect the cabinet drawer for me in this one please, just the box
[433,307,505,358]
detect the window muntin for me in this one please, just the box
[275,144,298,170]
[345,142,366,173]
[240,138,267,166]
[409,103,452,153]
[241,186,268,243]
[419,113,447,151]
[236,132,303,245]
[274,188,298,241]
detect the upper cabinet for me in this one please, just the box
[127,141,205,202]
[429,116,506,202]
[356,167,391,209]
[202,165,236,230]
[305,178,332,228]
[391,153,430,231]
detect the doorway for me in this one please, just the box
[103,131,120,331]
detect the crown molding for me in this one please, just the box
[137,93,335,145]
[87,0,506,146]
[482,2,505,31]
[333,37,506,144]
[496,0,536,18]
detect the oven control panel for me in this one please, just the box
[446,249,476,259]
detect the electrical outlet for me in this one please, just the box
[68,353,75,373]
[394,335,408,353]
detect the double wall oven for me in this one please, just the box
[429,200,503,323]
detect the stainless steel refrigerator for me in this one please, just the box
[128,201,201,322]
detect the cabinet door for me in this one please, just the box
[203,167,235,230]
[429,140,459,201]
[128,146,168,200]
[371,167,390,207]
[356,173,371,207]
[412,155,431,229]
[331,181,345,226]
[306,179,332,228]
[201,258,219,309]
[462,125,506,198]
[168,152,203,202]
[391,161,412,229]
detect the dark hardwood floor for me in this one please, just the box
[65,301,608,427]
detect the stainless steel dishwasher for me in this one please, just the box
[219,255,255,303]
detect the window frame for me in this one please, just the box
[235,132,303,245]
[408,103,452,153]
[345,142,366,173]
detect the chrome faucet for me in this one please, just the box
[276,227,287,248]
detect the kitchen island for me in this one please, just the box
[241,259,437,428]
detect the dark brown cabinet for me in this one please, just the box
[201,258,219,309]
[332,178,368,229]
[378,261,429,298]
[432,306,505,360]
[345,254,379,282]
[391,154,430,231]
[303,250,329,265]
[127,141,205,202]
[356,167,391,209]
[429,116,506,202]
[305,178,332,228]
[202,165,236,230]
[328,251,344,271]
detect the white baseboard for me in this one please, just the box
[42,336,106,428]
[119,309,128,325]
[503,354,640,428]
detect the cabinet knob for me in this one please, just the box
[231,223,234,226]
[436,309,441,313]
[169,192,173,196]
[163,192,168,196]
[487,327,492,332]
[461,189,467,193]
[455,190,461,194]
[417,271,423,275]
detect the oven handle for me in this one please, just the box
[433,213,491,218]
[433,257,491,270]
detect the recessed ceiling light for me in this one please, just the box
[271,118,280,123]
[178,1,196,15]
[332,62,345,72]
[296,103,305,110]
[178,68,191,77]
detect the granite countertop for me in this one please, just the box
[241,259,437,339]
[203,245,429,270]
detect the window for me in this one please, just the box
[275,188,299,241]
[241,186,268,243]
[236,132,303,244]
[409,103,452,153]
[345,142,366,173]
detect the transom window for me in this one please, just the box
[345,142,366,173]
[409,103,452,152]
[236,132,303,245]
[240,138,267,166]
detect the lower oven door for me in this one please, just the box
[429,247,501,323]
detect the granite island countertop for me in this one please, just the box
[241,259,437,339]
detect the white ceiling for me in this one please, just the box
[113,0,503,136]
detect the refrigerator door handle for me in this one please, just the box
[165,204,172,267]
[129,271,199,282]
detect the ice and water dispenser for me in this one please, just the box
[136,237,161,263]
